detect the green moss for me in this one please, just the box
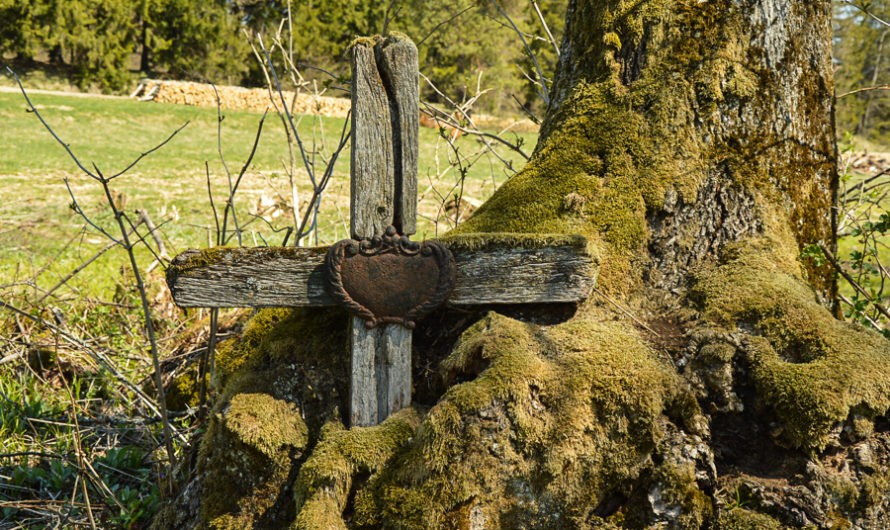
[226,392,309,459]
[859,472,890,510]
[690,240,890,450]
[189,307,349,528]
[293,409,422,530]
[717,508,785,529]
[350,35,381,49]
[215,307,347,389]
[166,246,327,278]
[214,308,291,385]
[165,367,203,411]
[644,462,714,527]
[200,393,309,529]
[351,311,702,528]
[440,232,589,252]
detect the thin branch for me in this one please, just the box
[206,162,222,245]
[95,167,178,469]
[258,35,317,191]
[842,0,890,28]
[593,288,661,337]
[418,5,476,46]
[838,84,890,98]
[0,301,183,440]
[819,243,890,321]
[222,109,269,246]
[35,222,142,305]
[107,121,190,180]
[531,0,560,58]
[295,111,351,244]
[489,0,550,104]
[64,179,120,244]
[7,67,98,179]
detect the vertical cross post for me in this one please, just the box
[349,35,419,426]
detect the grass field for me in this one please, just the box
[0,88,535,301]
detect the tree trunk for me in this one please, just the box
[140,19,151,74]
[468,0,838,304]
[153,2,890,529]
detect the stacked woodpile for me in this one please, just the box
[131,79,351,117]
[849,151,890,176]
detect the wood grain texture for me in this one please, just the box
[350,40,394,239]
[349,37,418,427]
[350,319,378,426]
[376,35,419,236]
[166,241,597,308]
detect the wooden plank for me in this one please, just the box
[376,35,419,236]
[166,239,597,308]
[375,323,412,422]
[350,319,379,425]
[350,39,394,240]
[349,37,416,427]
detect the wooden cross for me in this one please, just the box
[166,35,596,426]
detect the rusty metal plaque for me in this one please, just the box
[325,226,455,328]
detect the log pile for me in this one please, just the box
[131,79,351,118]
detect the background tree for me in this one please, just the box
[834,0,890,140]
[52,0,137,91]
[0,0,52,64]
[144,0,249,84]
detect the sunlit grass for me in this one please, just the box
[0,90,535,300]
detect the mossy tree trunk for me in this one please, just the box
[153,2,890,529]
[465,0,837,303]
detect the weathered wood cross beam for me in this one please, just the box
[166,35,597,427]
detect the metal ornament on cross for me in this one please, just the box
[166,35,596,427]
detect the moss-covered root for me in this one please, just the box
[291,409,422,530]
[717,508,785,529]
[690,240,890,450]
[353,312,705,528]
[199,393,309,529]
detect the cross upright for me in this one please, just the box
[166,35,597,427]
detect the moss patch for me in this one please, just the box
[225,393,309,460]
[190,307,350,528]
[199,393,309,529]
[348,311,702,528]
[717,508,785,529]
[292,409,423,530]
[690,240,890,449]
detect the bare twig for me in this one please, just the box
[221,109,269,246]
[531,0,560,58]
[95,166,177,469]
[838,84,890,98]
[0,301,183,440]
[489,0,550,104]
[107,121,190,181]
[593,288,661,337]
[420,74,530,163]
[294,111,351,243]
[819,243,890,321]
[418,5,476,46]
[35,222,143,305]
[842,0,890,29]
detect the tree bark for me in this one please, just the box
[468,0,838,304]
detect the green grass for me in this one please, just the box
[0,89,535,300]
